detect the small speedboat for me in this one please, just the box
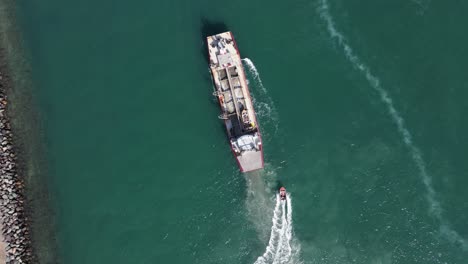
[279,187,286,200]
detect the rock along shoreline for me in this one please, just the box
[0,61,35,263]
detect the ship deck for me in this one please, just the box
[207,31,264,172]
[208,32,258,138]
[236,148,263,172]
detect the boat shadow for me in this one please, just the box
[199,18,229,64]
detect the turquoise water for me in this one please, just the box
[6,0,468,263]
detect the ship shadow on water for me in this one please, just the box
[199,18,229,64]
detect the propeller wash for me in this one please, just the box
[254,191,300,264]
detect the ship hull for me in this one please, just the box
[207,32,264,172]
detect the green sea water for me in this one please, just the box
[5,0,468,263]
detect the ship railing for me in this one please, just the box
[218,111,236,120]
[225,68,242,122]
[218,113,229,120]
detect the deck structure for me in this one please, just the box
[207,32,264,172]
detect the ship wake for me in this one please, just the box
[319,0,468,250]
[254,194,301,264]
[242,58,279,135]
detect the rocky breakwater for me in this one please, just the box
[0,71,35,263]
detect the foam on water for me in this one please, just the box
[245,169,277,241]
[273,201,287,261]
[255,195,282,262]
[410,0,432,15]
[254,194,301,264]
[242,58,279,135]
[242,58,268,95]
[318,0,468,250]
[282,195,295,263]
[242,59,302,263]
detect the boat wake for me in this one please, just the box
[254,194,300,264]
[319,0,468,250]
[245,171,276,241]
[242,58,279,135]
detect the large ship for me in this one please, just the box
[207,32,264,172]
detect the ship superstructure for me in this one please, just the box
[207,32,264,172]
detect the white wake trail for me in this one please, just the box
[242,58,279,134]
[282,195,294,262]
[273,201,287,263]
[255,195,283,263]
[243,58,268,95]
[255,194,298,264]
[319,0,468,250]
